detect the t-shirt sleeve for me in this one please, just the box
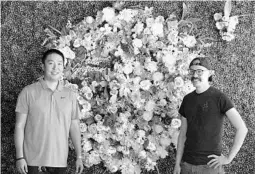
[71,92,81,120]
[15,87,29,114]
[219,93,234,114]
[179,96,186,117]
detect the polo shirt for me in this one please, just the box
[15,79,81,167]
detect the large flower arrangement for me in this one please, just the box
[43,3,204,173]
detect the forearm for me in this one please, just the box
[14,126,25,158]
[175,133,186,165]
[70,120,82,158]
[227,127,248,162]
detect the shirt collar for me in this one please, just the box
[39,78,64,91]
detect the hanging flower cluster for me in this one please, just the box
[43,4,204,174]
[214,0,239,41]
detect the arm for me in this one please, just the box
[14,112,28,174]
[174,116,187,173]
[225,108,248,162]
[70,119,83,174]
[208,108,248,168]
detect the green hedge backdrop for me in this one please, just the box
[1,1,254,174]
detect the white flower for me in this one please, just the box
[73,38,82,48]
[132,21,144,34]
[59,46,75,59]
[81,101,91,112]
[142,111,153,121]
[133,61,143,76]
[80,123,87,132]
[174,76,184,88]
[216,21,228,30]
[154,125,164,134]
[145,61,158,72]
[171,118,182,129]
[119,9,138,22]
[151,22,164,37]
[162,52,176,67]
[145,100,155,112]
[102,7,115,22]
[123,63,133,75]
[83,140,92,152]
[132,38,143,48]
[86,16,94,24]
[182,35,197,48]
[138,150,147,159]
[152,72,164,82]
[147,141,156,151]
[160,137,171,147]
[158,99,167,107]
[214,13,223,21]
[146,18,154,27]
[140,80,152,90]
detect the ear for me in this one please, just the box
[41,63,45,71]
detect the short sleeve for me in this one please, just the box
[71,92,81,120]
[179,96,186,117]
[219,93,234,114]
[15,87,29,114]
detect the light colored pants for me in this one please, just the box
[181,162,225,174]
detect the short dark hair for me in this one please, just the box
[42,49,65,64]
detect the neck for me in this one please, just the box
[44,78,59,91]
[195,83,210,94]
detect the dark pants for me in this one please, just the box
[181,162,225,174]
[28,166,67,174]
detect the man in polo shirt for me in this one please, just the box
[14,49,84,174]
[173,57,248,174]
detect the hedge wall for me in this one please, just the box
[1,1,254,174]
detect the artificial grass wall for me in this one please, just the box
[1,1,254,173]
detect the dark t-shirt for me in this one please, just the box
[179,86,234,165]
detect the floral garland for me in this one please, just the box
[43,3,206,174]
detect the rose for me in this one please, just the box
[94,114,102,122]
[138,150,147,159]
[147,141,157,151]
[174,76,184,88]
[171,118,182,129]
[80,123,87,132]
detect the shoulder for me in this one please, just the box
[208,86,225,98]
[19,81,41,94]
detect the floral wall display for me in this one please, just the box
[43,2,229,174]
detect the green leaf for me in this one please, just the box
[181,2,188,20]
[224,0,232,18]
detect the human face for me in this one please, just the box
[189,65,210,88]
[42,53,64,82]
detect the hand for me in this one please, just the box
[173,164,181,174]
[16,159,28,174]
[75,158,84,174]
[207,154,231,169]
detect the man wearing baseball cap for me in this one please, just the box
[173,57,248,174]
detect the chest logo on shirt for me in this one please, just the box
[202,101,209,112]
[61,96,66,99]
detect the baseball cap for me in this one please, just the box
[189,57,212,70]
